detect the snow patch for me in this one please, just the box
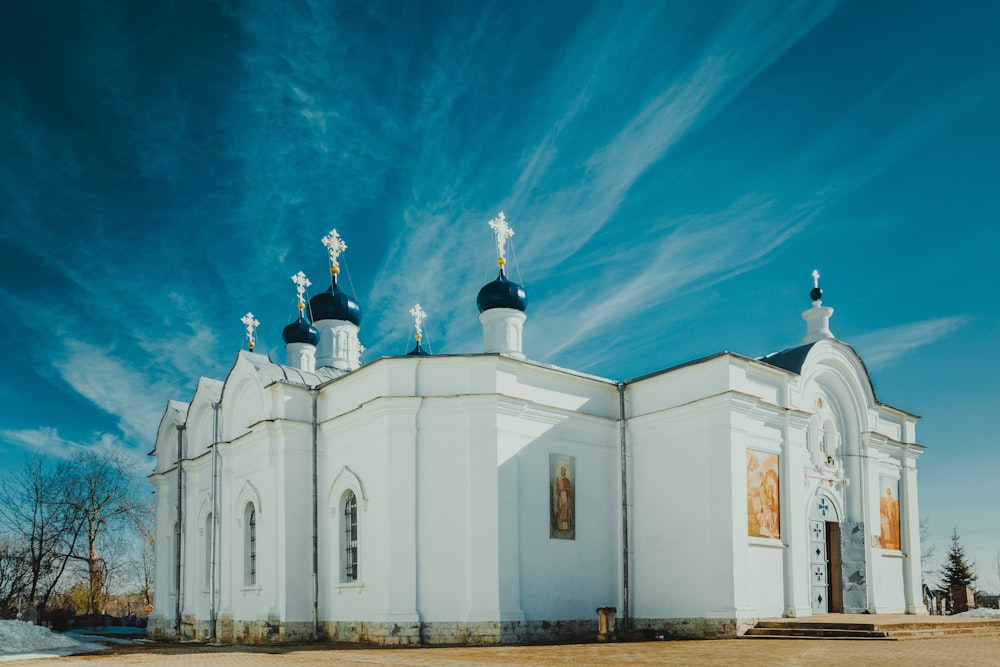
[953,607,1000,618]
[0,620,103,661]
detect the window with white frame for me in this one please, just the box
[244,503,256,586]
[342,490,358,582]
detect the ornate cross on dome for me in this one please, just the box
[291,271,311,316]
[488,212,514,268]
[241,312,260,351]
[409,303,427,341]
[812,269,820,289]
[322,229,348,276]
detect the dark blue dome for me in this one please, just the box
[476,270,526,313]
[309,278,362,325]
[282,318,320,346]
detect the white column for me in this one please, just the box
[901,448,927,614]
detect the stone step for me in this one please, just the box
[743,628,891,639]
[745,616,1000,641]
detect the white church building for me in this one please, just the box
[149,217,926,644]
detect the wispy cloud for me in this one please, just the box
[0,427,149,473]
[851,316,971,368]
[362,2,838,357]
[52,340,170,444]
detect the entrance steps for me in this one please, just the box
[742,614,1000,640]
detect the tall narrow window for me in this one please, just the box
[173,522,181,593]
[343,490,358,582]
[204,513,213,589]
[244,504,256,586]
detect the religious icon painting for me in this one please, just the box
[549,454,575,540]
[879,477,901,550]
[747,449,780,539]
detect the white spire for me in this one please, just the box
[488,212,514,268]
[322,229,348,278]
[291,271,311,317]
[241,312,260,351]
[802,269,834,343]
[409,303,427,342]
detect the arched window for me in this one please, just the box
[244,504,257,586]
[342,490,358,582]
[204,513,213,589]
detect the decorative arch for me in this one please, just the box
[196,496,213,535]
[328,465,368,516]
[809,487,844,523]
[219,354,270,442]
[185,378,222,458]
[154,401,188,471]
[235,480,263,526]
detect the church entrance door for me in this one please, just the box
[809,495,843,614]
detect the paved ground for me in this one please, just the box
[13,635,1000,667]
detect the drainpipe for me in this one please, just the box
[210,402,220,641]
[617,381,629,629]
[311,387,319,641]
[175,425,185,637]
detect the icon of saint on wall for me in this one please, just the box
[550,454,575,540]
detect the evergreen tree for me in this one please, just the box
[940,528,976,588]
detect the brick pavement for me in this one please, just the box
[10,635,1000,667]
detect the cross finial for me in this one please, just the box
[241,312,260,351]
[291,271,311,316]
[812,269,820,289]
[409,303,427,341]
[488,212,515,269]
[322,229,348,277]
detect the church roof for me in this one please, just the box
[240,350,345,387]
[758,343,816,374]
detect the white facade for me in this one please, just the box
[150,293,926,645]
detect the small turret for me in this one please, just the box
[802,269,834,344]
[283,271,319,371]
[477,212,526,359]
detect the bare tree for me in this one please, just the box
[0,537,32,616]
[920,517,936,588]
[0,455,81,619]
[130,498,155,609]
[61,449,139,617]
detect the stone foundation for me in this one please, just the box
[627,616,752,639]
[149,616,598,645]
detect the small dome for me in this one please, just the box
[810,286,823,301]
[477,270,527,313]
[406,340,429,356]
[282,318,319,346]
[309,278,362,325]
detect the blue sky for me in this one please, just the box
[1,1,998,589]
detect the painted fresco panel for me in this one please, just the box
[549,454,575,540]
[879,477,901,550]
[747,449,780,539]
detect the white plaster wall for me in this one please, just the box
[628,394,738,619]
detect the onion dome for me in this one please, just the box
[283,317,319,345]
[309,277,362,325]
[477,269,527,313]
